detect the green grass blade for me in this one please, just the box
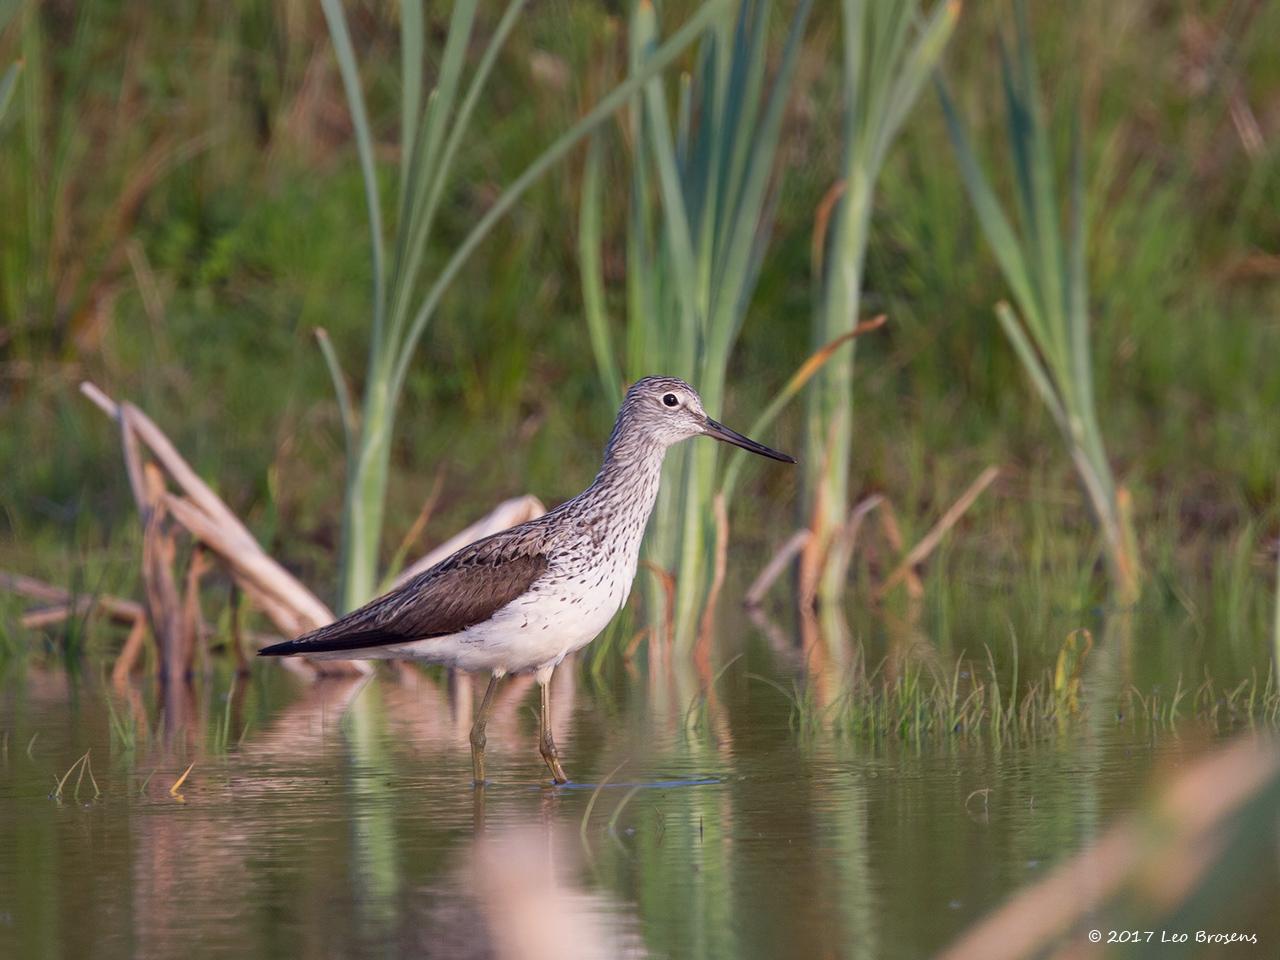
[580,135,622,404]
[1066,115,1096,433]
[874,0,958,169]
[994,301,1067,432]
[391,0,731,396]
[936,78,1040,338]
[0,61,19,125]
[841,0,867,139]
[386,0,479,344]
[998,34,1040,287]
[398,0,424,206]
[321,0,387,351]
[639,24,700,337]
[710,0,812,363]
[1014,0,1066,361]
[388,0,524,346]
[315,328,356,465]
[714,0,769,244]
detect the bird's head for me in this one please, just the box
[619,376,795,463]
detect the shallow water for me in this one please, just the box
[1,623,1277,959]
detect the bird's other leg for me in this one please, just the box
[537,665,569,784]
[470,672,502,786]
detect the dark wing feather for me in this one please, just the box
[259,528,549,656]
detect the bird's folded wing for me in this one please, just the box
[259,531,549,655]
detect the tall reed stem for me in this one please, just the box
[581,0,812,647]
[803,0,958,604]
[322,0,728,610]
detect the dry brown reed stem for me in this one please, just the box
[641,561,677,652]
[623,627,651,662]
[826,494,886,593]
[938,736,1280,960]
[384,466,446,580]
[876,466,1000,599]
[395,495,547,585]
[874,501,924,599]
[694,493,730,662]
[80,380,354,677]
[179,545,211,674]
[112,617,149,687]
[744,529,811,607]
[810,180,847,280]
[83,383,264,559]
[138,461,184,686]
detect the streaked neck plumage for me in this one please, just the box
[560,404,668,528]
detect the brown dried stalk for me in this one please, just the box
[876,466,1000,599]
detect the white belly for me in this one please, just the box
[347,560,635,676]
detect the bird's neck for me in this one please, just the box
[576,418,667,521]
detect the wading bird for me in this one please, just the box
[260,377,794,784]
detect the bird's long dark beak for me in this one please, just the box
[703,418,796,463]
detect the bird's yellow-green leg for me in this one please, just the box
[538,672,569,784]
[470,673,502,785]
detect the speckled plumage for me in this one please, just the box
[263,376,799,678]
[260,376,794,782]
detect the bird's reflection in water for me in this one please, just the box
[396,825,647,960]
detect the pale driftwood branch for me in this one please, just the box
[395,495,547,586]
[939,736,1279,960]
[82,380,363,677]
[83,382,261,557]
[875,500,923,598]
[876,466,1000,600]
[0,572,145,624]
[140,463,183,684]
[744,529,811,608]
[162,493,333,630]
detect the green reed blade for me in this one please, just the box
[580,136,622,404]
[0,62,19,125]
[398,0,424,206]
[320,0,386,351]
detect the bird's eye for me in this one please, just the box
[662,393,679,407]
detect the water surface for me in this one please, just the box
[1,619,1276,959]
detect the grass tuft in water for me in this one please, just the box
[753,646,1280,746]
[50,749,99,803]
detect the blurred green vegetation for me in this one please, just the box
[1,0,1278,673]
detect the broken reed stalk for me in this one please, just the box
[112,616,148,687]
[825,494,887,595]
[744,530,812,608]
[875,501,924,598]
[80,380,359,678]
[876,466,1000,599]
[750,464,994,613]
[74,382,551,681]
